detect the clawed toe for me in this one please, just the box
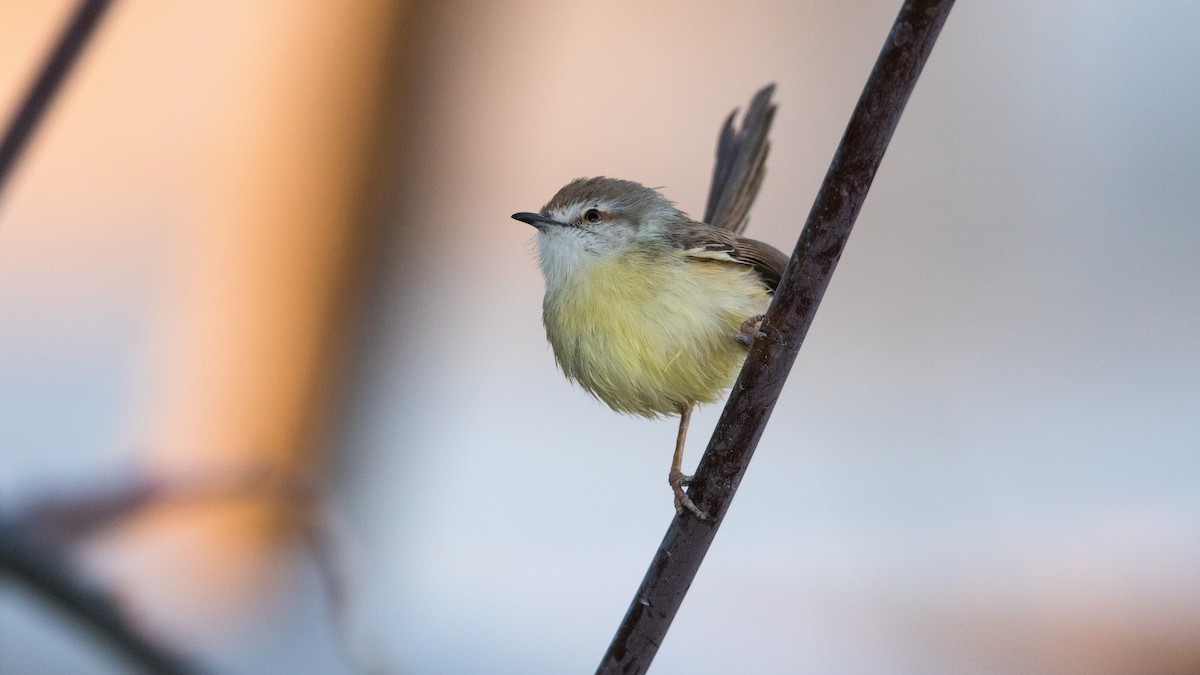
[669,470,708,520]
[736,314,767,348]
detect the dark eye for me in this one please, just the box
[583,208,602,223]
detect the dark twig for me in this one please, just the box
[1,465,316,674]
[597,1,956,672]
[0,466,287,674]
[0,1,195,669]
[0,519,201,675]
[0,0,114,205]
[298,499,395,675]
[3,465,383,674]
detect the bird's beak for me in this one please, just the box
[512,212,567,229]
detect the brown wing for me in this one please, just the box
[674,221,789,291]
[703,84,776,235]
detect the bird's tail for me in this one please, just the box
[703,84,777,235]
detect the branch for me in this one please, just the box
[0,0,114,206]
[3,465,384,674]
[0,519,202,675]
[0,466,307,674]
[597,1,956,672]
[0,1,198,669]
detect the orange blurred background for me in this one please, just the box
[3,1,1200,673]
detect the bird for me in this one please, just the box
[511,86,785,519]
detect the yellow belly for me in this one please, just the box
[542,250,770,417]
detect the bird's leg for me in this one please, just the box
[669,405,708,520]
[736,314,767,348]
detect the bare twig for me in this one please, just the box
[0,519,201,675]
[597,1,956,672]
[297,498,396,675]
[0,465,286,675]
[5,464,383,674]
[0,1,200,669]
[0,0,114,206]
[14,464,281,549]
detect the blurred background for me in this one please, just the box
[2,1,1199,673]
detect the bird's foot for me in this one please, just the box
[736,314,768,349]
[669,470,708,520]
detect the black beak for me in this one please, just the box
[512,212,567,229]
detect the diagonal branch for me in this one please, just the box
[0,518,201,675]
[597,1,956,672]
[0,0,114,206]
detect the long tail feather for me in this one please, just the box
[703,84,777,235]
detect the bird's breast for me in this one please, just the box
[541,250,769,417]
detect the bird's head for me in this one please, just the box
[512,177,685,284]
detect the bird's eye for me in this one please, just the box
[583,208,602,223]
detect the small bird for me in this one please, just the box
[511,87,785,519]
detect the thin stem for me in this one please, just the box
[0,0,114,206]
[0,519,201,675]
[596,1,956,672]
